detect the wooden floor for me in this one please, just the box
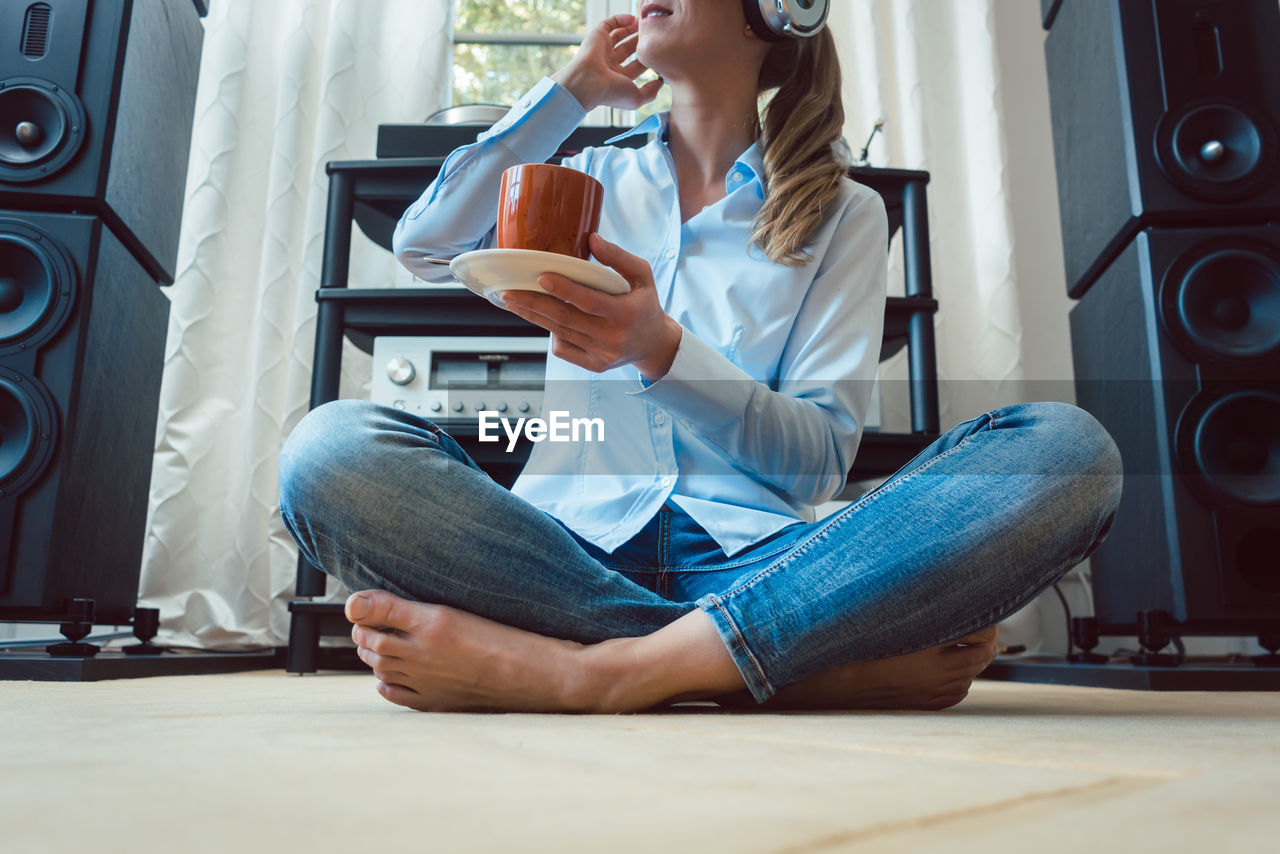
[2,670,1277,853]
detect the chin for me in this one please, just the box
[635,39,671,79]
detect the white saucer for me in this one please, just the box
[450,249,631,306]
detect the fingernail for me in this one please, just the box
[348,593,369,621]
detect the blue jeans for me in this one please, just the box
[278,399,1122,703]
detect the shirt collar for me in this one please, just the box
[603,112,665,145]
[604,112,767,198]
[731,141,766,197]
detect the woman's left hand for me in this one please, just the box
[499,233,682,381]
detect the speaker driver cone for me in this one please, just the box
[1161,240,1280,366]
[1156,100,1278,202]
[0,78,86,182]
[1176,389,1280,509]
[0,368,55,494]
[0,233,56,342]
[0,220,76,354]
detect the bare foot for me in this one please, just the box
[714,627,1000,712]
[346,590,595,712]
[347,586,998,715]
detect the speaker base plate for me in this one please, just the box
[980,655,1280,691]
[0,647,285,682]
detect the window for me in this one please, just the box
[451,0,667,125]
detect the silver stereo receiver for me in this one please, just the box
[370,336,549,424]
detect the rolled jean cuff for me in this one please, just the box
[696,593,776,704]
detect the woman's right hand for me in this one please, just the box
[551,15,663,112]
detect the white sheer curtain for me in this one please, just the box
[832,0,1075,430]
[830,0,1083,651]
[138,0,453,649]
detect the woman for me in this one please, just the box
[278,3,1123,713]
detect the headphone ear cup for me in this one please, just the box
[743,0,786,42]
[743,0,830,42]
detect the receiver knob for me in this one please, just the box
[386,357,415,386]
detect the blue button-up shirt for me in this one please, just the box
[393,77,887,557]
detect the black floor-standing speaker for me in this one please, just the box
[1039,0,1280,672]
[0,0,217,675]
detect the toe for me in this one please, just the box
[370,665,412,684]
[356,646,403,673]
[943,643,996,676]
[376,680,427,710]
[351,623,412,656]
[346,589,418,630]
[954,625,999,645]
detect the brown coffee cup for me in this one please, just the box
[497,163,604,259]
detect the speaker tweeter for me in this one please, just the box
[1156,100,1278,202]
[0,78,85,180]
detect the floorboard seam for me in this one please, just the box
[769,775,1172,853]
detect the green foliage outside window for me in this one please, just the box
[453,0,585,108]
[452,1,669,120]
[455,0,585,34]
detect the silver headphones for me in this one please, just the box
[743,0,830,41]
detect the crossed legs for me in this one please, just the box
[279,400,1120,713]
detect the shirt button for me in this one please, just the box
[731,172,744,183]
[654,413,666,425]
[519,97,530,108]
[664,249,676,259]
[660,476,672,487]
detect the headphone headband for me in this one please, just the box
[743,0,829,41]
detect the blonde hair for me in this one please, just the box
[753,30,847,267]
